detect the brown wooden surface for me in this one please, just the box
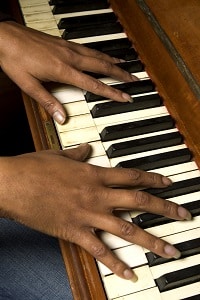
[9,0,200,299]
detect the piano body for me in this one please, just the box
[9,0,200,299]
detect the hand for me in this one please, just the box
[0,21,136,124]
[0,144,192,280]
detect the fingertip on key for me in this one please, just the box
[162,176,172,186]
[123,269,138,282]
[178,206,192,220]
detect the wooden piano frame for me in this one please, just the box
[11,0,200,299]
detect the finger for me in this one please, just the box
[61,143,91,161]
[73,54,137,83]
[66,41,122,64]
[98,215,182,260]
[12,73,67,124]
[78,229,137,281]
[97,167,172,188]
[104,188,192,220]
[60,67,132,102]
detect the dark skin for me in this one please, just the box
[0,21,192,281]
[0,21,136,124]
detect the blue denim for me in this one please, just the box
[0,219,73,300]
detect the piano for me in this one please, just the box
[11,0,200,299]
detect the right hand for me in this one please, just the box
[0,144,191,280]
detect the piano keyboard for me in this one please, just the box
[18,0,200,299]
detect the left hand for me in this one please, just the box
[0,21,136,124]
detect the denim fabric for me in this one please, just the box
[0,219,73,300]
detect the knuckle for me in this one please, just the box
[148,236,161,253]
[163,199,176,216]
[147,172,160,185]
[127,169,141,182]
[91,243,108,259]
[134,190,150,208]
[120,221,137,237]
[43,100,54,112]
[91,80,103,93]
[100,60,113,73]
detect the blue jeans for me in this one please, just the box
[0,219,73,300]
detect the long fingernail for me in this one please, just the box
[164,244,181,259]
[53,111,65,124]
[162,176,172,186]
[122,93,132,102]
[178,206,192,220]
[123,269,138,282]
[132,74,139,81]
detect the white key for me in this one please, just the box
[21,5,51,14]
[102,265,155,299]
[150,253,200,279]
[110,143,187,167]
[144,227,200,253]
[169,169,200,181]
[23,12,55,23]
[103,128,179,149]
[161,282,200,300]
[149,161,198,177]
[167,190,200,205]
[63,141,106,157]
[146,216,200,238]
[26,19,58,31]
[55,114,95,132]
[69,32,127,44]
[59,127,100,147]
[116,286,162,300]
[63,101,90,116]
[87,155,110,167]
[96,107,169,133]
[19,0,48,7]
[53,8,113,21]
[51,86,85,103]
[100,71,149,85]
[130,190,200,220]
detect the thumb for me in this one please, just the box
[62,143,91,161]
[19,75,67,125]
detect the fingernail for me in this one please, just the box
[122,93,132,102]
[164,244,181,259]
[132,74,139,81]
[123,269,138,282]
[53,111,65,124]
[178,206,192,220]
[162,176,172,186]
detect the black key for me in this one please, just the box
[146,238,200,266]
[107,131,182,158]
[52,0,109,14]
[145,177,200,199]
[116,148,192,170]
[100,115,175,142]
[155,264,200,292]
[132,200,200,229]
[62,22,123,40]
[91,93,162,118]
[58,12,117,30]
[84,38,138,60]
[85,79,155,102]
[86,60,144,80]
